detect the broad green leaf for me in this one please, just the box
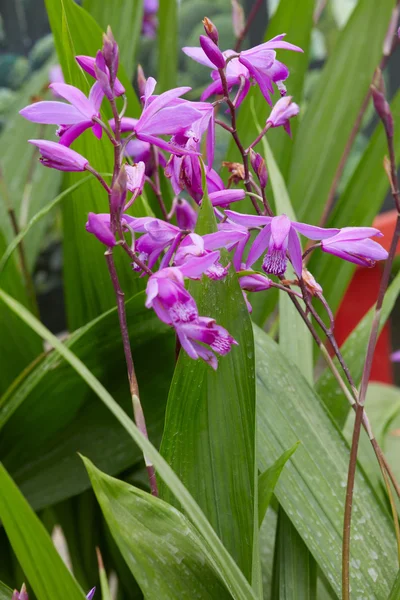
[44,0,145,328]
[389,570,400,599]
[255,325,397,597]
[0,292,174,511]
[259,506,278,600]
[0,581,12,600]
[258,443,299,527]
[85,458,231,599]
[159,190,256,583]
[272,508,317,600]
[316,270,400,427]
[0,287,257,600]
[0,230,41,395]
[308,89,400,316]
[83,0,144,78]
[0,464,85,600]
[0,59,61,271]
[158,0,178,92]
[226,0,314,173]
[288,0,394,223]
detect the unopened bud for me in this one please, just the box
[102,26,119,86]
[12,584,29,600]
[231,0,245,38]
[175,197,198,230]
[250,150,268,189]
[111,166,128,215]
[137,65,147,101]
[199,35,225,69]
[94,51,113,100]
[202,17,219,44]
[371,70,393,137]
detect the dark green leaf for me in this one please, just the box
[83,0,144,79]
[288,0,394,223]
[316,270,400,427]
[255,325,397,597]
[158,0,178,92]
[0,464,85,600]
[0,292,174,511]
[258,443,299,527]
[159,190,257,583]
[0,286,257,600]
[85,458,231,599]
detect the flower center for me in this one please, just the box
[263,247,287,276]
[170,301,197,324]
[210,333,232,355]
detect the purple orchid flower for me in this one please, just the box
[12,585,28,600]
[86,588,96,600]
[20,82,104,147]
[321,227,388,267]
[172,197,198,230]
[142,0,158,38]
[183,33,303,106]
[86,212,117,247]
[174,233,229,280]
[145,267,237,369]
[29,139,89,171]
[118,78,203,155]
[165,133,203,202]
[209,188,246,207]
[225,211,340,277]
[267,96,300,136]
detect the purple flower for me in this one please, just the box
[174,233,229,280]
[126,162,145,195]
[173,197,198,230]
[225,211,339,276]
[76,55,125,97]
[125,138,167,176]
[183,34,303,106]
[391,350,400,362]
[29,139,89,171]
[86,588,96,600]
[199,35,225,69]
[250,151,268,188]
[86,212,117,247]
[145,267,237,369]
[267,96,299,136]
[142,0,158,38]
[20,82,104,147]
[321,227,388,267]
[203,17,219,44]
[165,134,203,202]
[209,188,246,207]
[12,585,28,600]
[239,268,272,292]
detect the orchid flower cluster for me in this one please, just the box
[20,22,389,371]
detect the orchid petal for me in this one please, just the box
[247,224,271,268]
[49,83,94,117]
[224,209,272,227]
[20,101,83,125]
[292,221,340,240]
[58,121,92,146]
[182,46,217,69]
[287,227,303,277]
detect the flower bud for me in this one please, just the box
[94,51,113,100]
[12,584,29,600]
[102,26,119,86]
[371,70,393,137]
[267,96,299,136]
[86,213,116,247]
[202,17,219,44]
[175,197,198,230]
[250,150,268,189]
[137,64,147,101]
[199,35,225,69]
[110,166,128,215]
[29,139,89,172]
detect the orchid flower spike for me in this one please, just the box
[225,211,339,277]
[20,82,104,147]
[321,227,388,267]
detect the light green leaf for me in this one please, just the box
[272,508,317,600]
[0,287,257,600]
[158,0,178,92]
[0,581,13,600]
[316,270,400,427]
[389,570,400,599]
[0,292,174,511]
[255,325,397,597]
[85,458,231,599]
[258,443,299,527]
[83,0,144,78]
[159,188,257,584]
[288,0,394,223]
[0,464,85,600]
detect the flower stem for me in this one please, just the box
[105,249,158,496]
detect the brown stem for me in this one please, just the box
[234,0,264,52]
[105,249,158,496]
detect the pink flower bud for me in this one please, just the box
[86,213,116,247]
[175,198,198,230]
[250,150,268,189]
[202,17,219,44]
[28,139,89,171]
[12,584,29,600]
[199,35,225,69]
[371,71,393,137]
[137,64,147,101]
[102,26,119,86]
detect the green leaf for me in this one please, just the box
[0,464,85,600]
[0,286,257,600]
[389,570,400,599]
[308,89,400,316]
[85,458,231,599]
[272,508,317,600]
[316,270,400,427]
[158,0,178,92]
[258,443,299,527]
[159,190,257,583]
[44,0,145,328]
[83,0,144,79]
[0,292,174,511]
[288,0,394,223]
[0,581,12,600]
[255,325,397,597]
